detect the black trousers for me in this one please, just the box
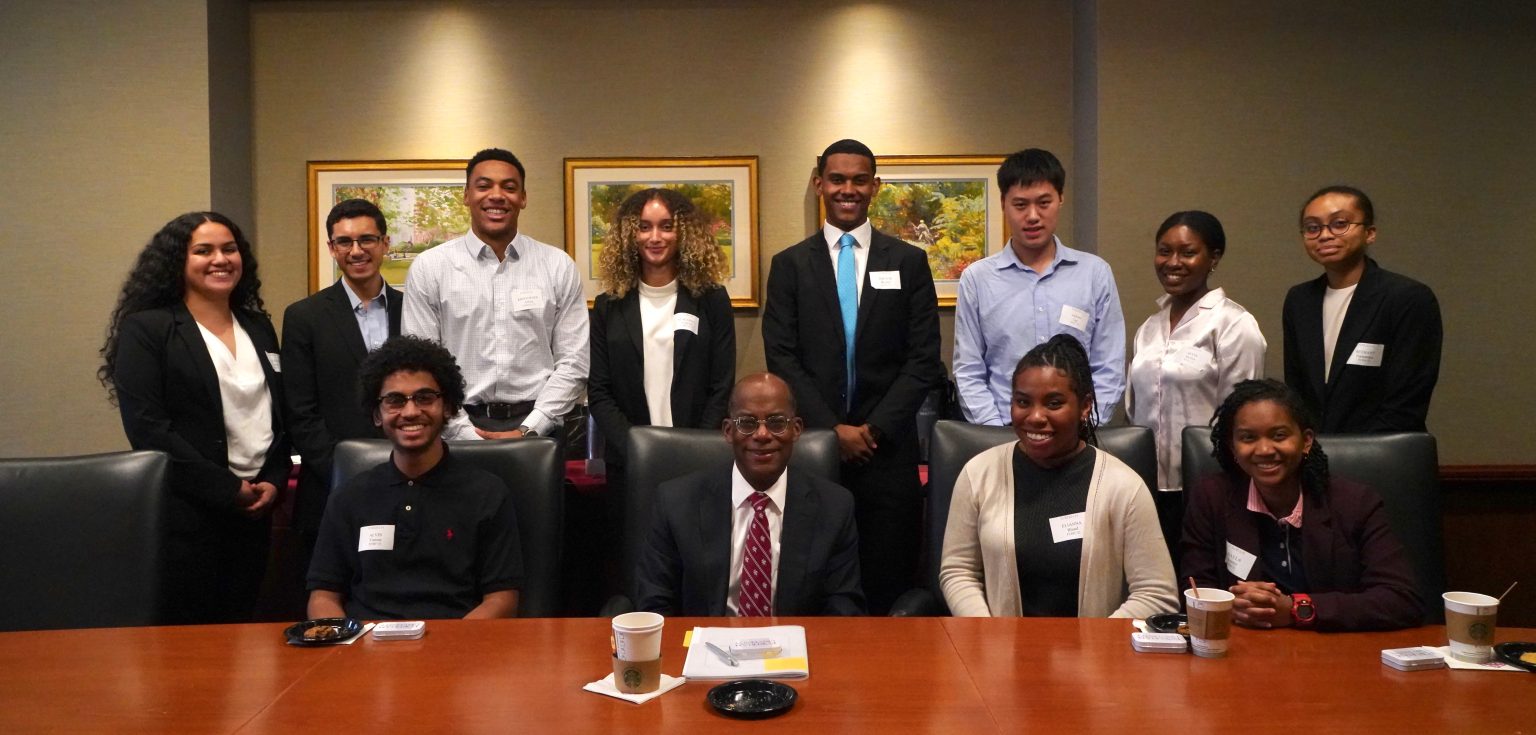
[840,442,923,616]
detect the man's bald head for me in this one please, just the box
[728,372,797,417]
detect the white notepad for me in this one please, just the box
[681,625,809,680]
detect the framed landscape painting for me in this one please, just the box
[307,160,468,293]
[565,156,759,308]
[819,155,1006,307]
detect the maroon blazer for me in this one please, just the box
[1179,473,1421,631]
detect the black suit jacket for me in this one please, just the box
[762,229,943,458]
[1282,258,1442,432]
[635,466,866,616]
[1180,473,1422,631]
[113,303,291,532]
[281,280,403,531]
[588,284,734,467]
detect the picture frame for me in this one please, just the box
[819,155,1006,307]
[307,160,469,293]
[564,156,759,308]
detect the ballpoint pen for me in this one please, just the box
[704,641,739,667]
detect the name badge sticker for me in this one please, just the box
[672,313,700,334]
[511,288,543,312]
[1225,541,1257,580]
[870,271,901,289]
[1347,342,1384,367]
[265,352,282,373]
[359,525,396,552]
[1048,512,1086,543]
[1176,345,1212,373]
[1059,304,1091,332]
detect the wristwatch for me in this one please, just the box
[517,425,538,437]
[1291,593,1316,627]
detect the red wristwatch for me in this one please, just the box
[1291,593,1316,628]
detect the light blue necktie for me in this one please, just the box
[836,233,858,411]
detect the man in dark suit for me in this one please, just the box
[635,373,865,616]
[762,139,943,613]
[282,198,403,551]
[1282,186,1442,432]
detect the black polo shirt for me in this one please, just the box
[307,446,524,620]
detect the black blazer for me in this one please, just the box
[1282,257,1442,432]
[588,284,734,467]
[281,280,403,531]
[635,465,866,616]
[761,229,943,457]
[113,303,291,530]
[1180,473,1422,631]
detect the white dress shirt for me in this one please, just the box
[822,219,872,306]
[638,279,678,427]
[402,231,590,439]
[195,320,273,480]
[1127,288,1266,491]
[725,464,787,616]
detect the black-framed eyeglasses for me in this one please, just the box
[377,389,443,412]
[330,235,384,250]
[730,415,794,436]
[1300,220,1365,239]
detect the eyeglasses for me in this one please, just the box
[330,235,384,250]
[1300,220,1365,239]
[730,415,794,436]
[377,389,443,412]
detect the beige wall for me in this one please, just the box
[1093,1,1536,463]
[249,0,1072,388]
[0,0,225,457]
[5,0,1532,464]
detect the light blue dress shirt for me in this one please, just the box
[341,279,390,354]
[952,238,1126,425]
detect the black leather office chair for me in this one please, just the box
[605,426,840,614]
[1181,427,1445,623]
[0,450,169,631]
[331,438,566,617]
[891,421,1159,616]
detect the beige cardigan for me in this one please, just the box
[939,442,1178,618]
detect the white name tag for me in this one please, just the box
[672,313,700,334]
[869,271,901,289]
[265,352,282,373]
[359,525,396,552]
[1176,345,1211,373]
[1346,342,1384,367]
[511,288,543,312]
[1225,541,1257,580]
[1048,512,1086,543]
[1059,304,1091,332]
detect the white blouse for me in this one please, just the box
[195,320,274,480]
[1127,288,1266,491]
[638,279,678,428]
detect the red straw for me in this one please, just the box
[1188,577,1201,600]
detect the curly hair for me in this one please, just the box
[1209,378,1330,494]
[98,212,266,403]
[1012,333,1099,446]
[357,335,468,418]
[597,188,728,298]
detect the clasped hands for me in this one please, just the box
[834,423,877,464]
[1229,580,1295,629]
[235,479,279,519]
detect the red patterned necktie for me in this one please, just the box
[737,492,774,617]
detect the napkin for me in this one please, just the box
[1431,646,1523,672]
[583,673,686,704]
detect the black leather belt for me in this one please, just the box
[463,401,535,420]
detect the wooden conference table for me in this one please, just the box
[1,617,1530,733]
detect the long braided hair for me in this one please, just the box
[1012,333,1099,447]
[1209,379,1330,495]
